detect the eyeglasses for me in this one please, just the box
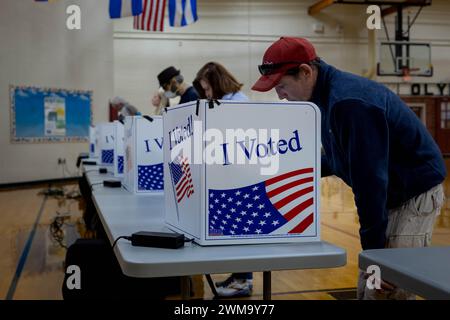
[258,61,304,75]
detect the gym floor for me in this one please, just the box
[1,159,449,300]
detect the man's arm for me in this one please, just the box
[332,99,389,250]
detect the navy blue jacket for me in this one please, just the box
[180,86,199,104]
[311,60,446,250]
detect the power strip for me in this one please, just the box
[131,231,185,249]
[103,180,121,188]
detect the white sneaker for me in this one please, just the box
[215,278,253,297]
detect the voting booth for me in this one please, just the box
[89,125,99,159]
[113,121,124,177]
[163,100,321,245]
[97,122,115,166]
[122,116,164,194]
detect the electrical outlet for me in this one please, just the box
[58,158,66,165]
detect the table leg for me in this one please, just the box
[205,274,219,297]
[263,271,271,300]
[180,276,191,300]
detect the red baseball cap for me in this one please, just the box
[251,37,317,92]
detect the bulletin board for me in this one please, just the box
[10,85,92,143]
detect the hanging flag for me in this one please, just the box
[109,0,143,19]
[133,0,167,32]
[168,0,198,27]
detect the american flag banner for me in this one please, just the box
[118,155,124,174]
[138,163,163,190]
[109,0,143,19]
[168,0,198,27]
[102,149,114,164]
[208,168,315,237]
[133,0,167,32]
[168,155,194,203]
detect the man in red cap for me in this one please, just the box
[253,37,446,300]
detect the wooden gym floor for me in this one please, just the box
[1,159,449,300]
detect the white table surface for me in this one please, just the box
[83,165,347,279]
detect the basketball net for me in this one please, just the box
[402,66,420,82]
[402,67,412,82]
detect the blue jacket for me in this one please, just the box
[311,60,446,250]
[180,86,199,104]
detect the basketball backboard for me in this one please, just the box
[377,41,433,77]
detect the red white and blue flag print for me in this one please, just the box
[138,163,164,190]
[169,154,194,203]
[118,155,124,174]
[208,168,315,236]
[102,149,114,164]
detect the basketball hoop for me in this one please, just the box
[377,42,433,77]
[402,67,420,82]
[402,67,412,82]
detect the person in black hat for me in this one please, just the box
[157,66,199,105]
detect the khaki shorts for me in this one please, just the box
[357,183,445,300]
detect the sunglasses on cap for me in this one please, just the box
[258,61,305,76]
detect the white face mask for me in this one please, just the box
[164,90,176,99]
[164,81,179,99]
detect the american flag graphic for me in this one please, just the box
[133,0,167,32]
[138,163,164,190]
[102,149,114,164]
[168,155,194,203]
[208,168,315,237]
[118,155,124,174]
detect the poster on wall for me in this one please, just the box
[10,85,92,143]
[44,96,66,136]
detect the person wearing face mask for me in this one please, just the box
[157,66,199,105]
[193,62,253,298]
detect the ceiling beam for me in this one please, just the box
[308,0,431,16]
[308,0,335,16]
[381,0,431,16]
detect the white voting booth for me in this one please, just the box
[97,122,115,166]
[113,121,125,177]
[122,115,164,194]
[89,125,99,159]
[163,100,321,246]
